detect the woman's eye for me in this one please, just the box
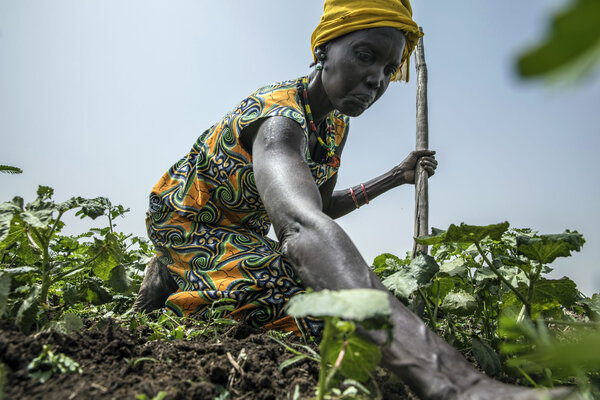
[385,66,397,76]
[357,51,373,62]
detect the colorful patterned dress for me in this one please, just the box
[146,77,349,335]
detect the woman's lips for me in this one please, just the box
[353,94,373,106]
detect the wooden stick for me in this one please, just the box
[412,30,429,258]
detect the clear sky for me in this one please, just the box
[1,1,598,295]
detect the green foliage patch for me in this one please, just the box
[375,222,599,396]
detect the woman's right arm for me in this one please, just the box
[249,116,382,291]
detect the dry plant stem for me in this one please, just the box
[325,340,347,389]
[413,29,429,257]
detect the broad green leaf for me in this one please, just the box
[517,231,584,264]
[21,209,54,229]
[439,258,468,277]
[426,277,454,305]
[0,273,11,317]
[416,222,509,245]
[408,253,440,285]
[16,286,40,332]
[474,268,497,285]
[382,269,417,303]
[517,0,600,82]
[502,277,580,318]
[88,234,123,280]
[0,197,23,242]
[328,335,382,382]
[533,277,580,309]
[372,253,401,270]
[497,265,529,289]
[82,279,112,305]
[371,253,405,278]
[382,253,439,302]
[0,217,41,266]
[445,222,509,244]
[75,198,110,220]
[286,289,391,329]
[582,293,600,321]
[107,264,132,293]
[471,336,502,377]
[441,290,477,317]
[414,226,447,245]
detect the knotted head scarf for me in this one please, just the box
[311,0,423,82]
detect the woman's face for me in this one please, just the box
[320,27,405,117]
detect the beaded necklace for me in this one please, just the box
[299,77,340,168]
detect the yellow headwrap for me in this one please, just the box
[311,0,423,82]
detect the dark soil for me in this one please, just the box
[0,318,416,400]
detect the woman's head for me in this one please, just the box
[311,0,422,82]
[316,27,405,117]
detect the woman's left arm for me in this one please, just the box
[321,150,437,219]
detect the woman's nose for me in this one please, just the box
[364,69,384,90]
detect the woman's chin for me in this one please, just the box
[336,102,369,117]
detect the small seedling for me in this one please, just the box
[135,391,167,400]
[286,289,391,400]
[27,345,82,383]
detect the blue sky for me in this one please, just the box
[1,1,598,295]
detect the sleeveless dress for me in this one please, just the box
[146,77,349,336]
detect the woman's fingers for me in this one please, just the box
[418,155,437,176]
[419,157,437,167]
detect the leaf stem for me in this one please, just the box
[524,263,544,318]
[474,241,530,311]
[48,210,65,240]
[317,317,334,400]
[50,246,106,284]
[433,279,440,327]
[417,287,436,327]
[31,227,52,305]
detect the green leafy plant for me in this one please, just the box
[500,312,600,396]
[27,344,82,383]
[0,185,151,331]
[120,301,238,343]
[269,332,319,372]
[517,0,600,82]
[375,221,599,391]
[286,289,391,400]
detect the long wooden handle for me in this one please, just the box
[413,32,429,257]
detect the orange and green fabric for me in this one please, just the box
[146,77,349,336]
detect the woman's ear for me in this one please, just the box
[314,45,327,60]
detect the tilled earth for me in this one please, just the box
[0,318,415,400]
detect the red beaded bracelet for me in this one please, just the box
[349,187,360,209]
[360,183,369,204]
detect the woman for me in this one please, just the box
[134,1,573,399]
